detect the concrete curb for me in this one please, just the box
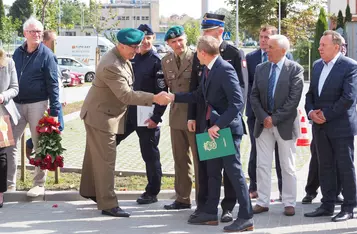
[3,189,184,202]
[18,164,175,177]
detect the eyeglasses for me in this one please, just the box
[127,44,141,50]
[26,30,43,35]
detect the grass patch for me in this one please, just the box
[63,101,83,115]
[16,170,175,191]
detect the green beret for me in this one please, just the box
[164,26,185,41]
[116,28,144,45]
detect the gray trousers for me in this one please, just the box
[6,101,48,187]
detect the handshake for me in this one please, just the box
[153,91,175,106]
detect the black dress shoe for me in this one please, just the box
[136,193,158,204]
[102,207,130,217]
[223,218,254,232]
[335,195,344,205]
[0,202,3,208]
[302,194,317,204]
[188,212,218,225]
[189,209,200,219]
[164,201,191,210]
[221,210,233,223]
[82,195,97,203]
[332,211,353,222]
[304,207,333,217]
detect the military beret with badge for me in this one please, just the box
[164,25,185,41]
[116,28,144,45]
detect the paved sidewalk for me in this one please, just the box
[3,160,357,233]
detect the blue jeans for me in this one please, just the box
[26,105,64,149]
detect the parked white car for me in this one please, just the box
[57,56,96,82]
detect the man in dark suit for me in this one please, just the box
[246,25,293,199]
[166,35,253,232]
[304,30,357,222]
[188,13,248,223]
[301,37,347,205]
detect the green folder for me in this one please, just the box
[196,128,237,161]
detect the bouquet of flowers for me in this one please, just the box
[29,111,66,171]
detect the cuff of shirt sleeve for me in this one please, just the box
[150,115,162,124]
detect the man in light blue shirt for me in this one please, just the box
[250,34,304,216]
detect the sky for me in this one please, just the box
[159,0,231,18]
[4,0,231,19]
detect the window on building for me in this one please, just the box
[85,32,91,36]
[145,16,149,20]
[65,32,76,36]
[100,16,106,20]
[126,16,129,20]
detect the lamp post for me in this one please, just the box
[278,0,281,34]
[235,0,239,46]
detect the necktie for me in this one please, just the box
[205,67,211,120]
[267,64,277,113]
[262,52,268,63]
[176,56,181,69]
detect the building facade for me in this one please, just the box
[328,0,357,21]
[99,0,160,32]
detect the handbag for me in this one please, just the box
[0,107,15,147]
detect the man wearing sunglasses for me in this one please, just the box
[79,28,170,217]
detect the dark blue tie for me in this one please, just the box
[262,52,268,63]
[268,64,277,113]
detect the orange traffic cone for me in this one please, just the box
[296,109,310,146]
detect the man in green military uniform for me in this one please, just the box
[79,28,169,217]
[162,26,199,210]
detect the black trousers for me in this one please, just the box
[0,148,7,193]
[305,138,342,196]
[247,116,282,193]
[116,121,162,196]
[204,135,253,219]
[314,127,356,213]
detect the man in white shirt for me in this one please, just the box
[304,30,357,222]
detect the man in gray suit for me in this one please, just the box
[250,35,303,216]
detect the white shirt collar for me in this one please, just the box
[272,56,286,70]
[323,52,341,66]
[261,49,267,56]
[207,55,219,70]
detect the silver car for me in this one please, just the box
[57,56,96,82]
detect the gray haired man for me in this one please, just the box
[250,35,304,216]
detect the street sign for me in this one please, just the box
[222,32,231,41]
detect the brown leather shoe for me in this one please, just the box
[284,206,295,216]
[249,191,258,199]
[253,205,269,214]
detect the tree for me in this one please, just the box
[0,16,21,51]
[183,19,200,45]
[33,0,59,30]
[312,7,328,63]
[60,0,85,29]
[8,0,33,36]
[336,10,344,29]
[227,0,326,38]
[345,4,352,23]
[0,0,4,33]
